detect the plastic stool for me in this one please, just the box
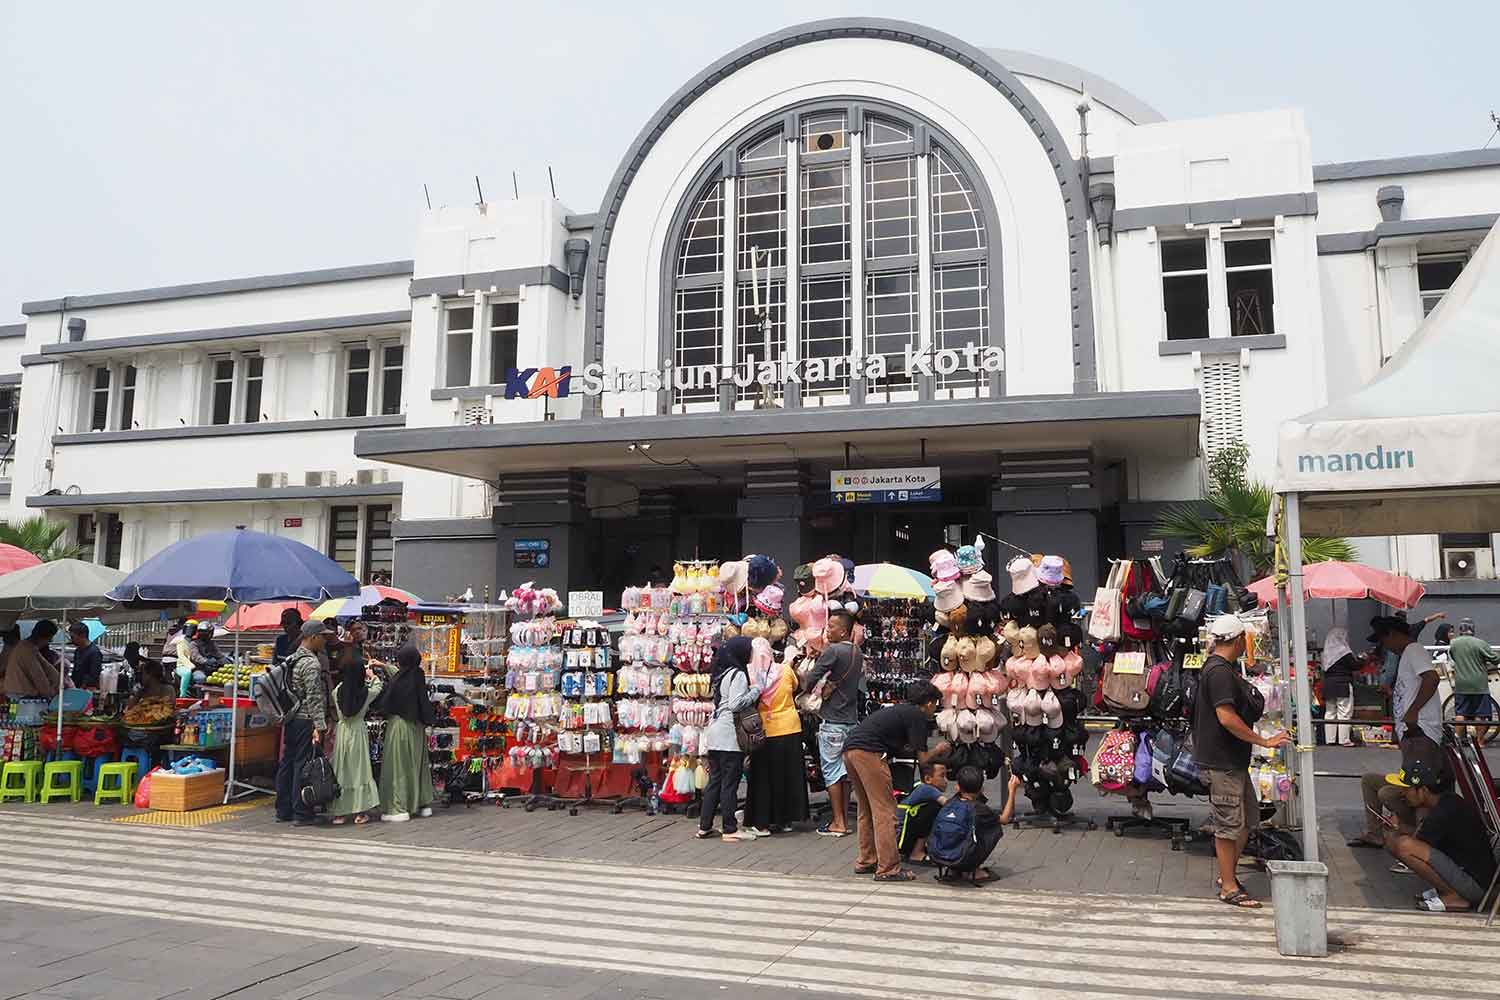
[1,761,43,803]
[45,749,80,765]
[40,760,84,803]
[120,746,152,775]
[82,755,115,794]
[93,762,138,806]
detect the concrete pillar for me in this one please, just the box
[739,462,808,581]
[492,472,588,594]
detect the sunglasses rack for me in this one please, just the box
[860,598,932,710]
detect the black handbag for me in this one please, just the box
[298,750,341,808]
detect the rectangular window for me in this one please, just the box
[800,275,852,396]
[866,270,918,391]
[345,347,371,418]
[444,305,475,388]
[242,355,263,423]
[735,280,785,401]
[100,513,122,570]
[1418,253,1467,317]
[1161,238,1210,341]
[380,344,404,415]
[489,303,520,386]
[800,162,850,266]
[210,357,234,425]
[328,505,359,575]
[364,505,394,581]
[89,367,111,431]
[673,287,722,405]
[119,366,137,430]
[933,262,990,391]
[0,387,18,439]
[864,157,918,260]
[801,111,848,154]
[1224,237,1274,337]
[76,514,97,558]
[737,171,785,272]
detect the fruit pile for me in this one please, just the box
[206,664,265,687]
[123,696,175,726]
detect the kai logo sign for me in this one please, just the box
[503,366,573,399]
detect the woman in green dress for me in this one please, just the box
[375,642,434,822]
[329,633,381,826]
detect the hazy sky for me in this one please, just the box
[4,1,1496,320]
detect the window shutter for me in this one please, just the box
[1199,354,1244,459]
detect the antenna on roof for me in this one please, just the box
[1485,111,1499,149]
[423,184,432,210]
[548,166,557,200]
[474,175,485,205]
[512,171,519,200]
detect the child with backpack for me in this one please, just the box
[928,766,1020,884]
[897,760,949,865]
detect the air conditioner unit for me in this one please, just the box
[355,469,389,486]
[256,472,288,489]
[1443,548,1493,580]
[305,470,338,487]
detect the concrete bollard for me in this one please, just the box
[1266,860,1329,957]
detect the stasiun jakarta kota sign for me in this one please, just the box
[502,343,1003,399]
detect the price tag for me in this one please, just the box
[1183,653,1206,671]
[1113,651,1147,675]
[568,591,603,619]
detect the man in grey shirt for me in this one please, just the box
[803,609,863,836]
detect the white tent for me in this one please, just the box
[1274,219,1500,861]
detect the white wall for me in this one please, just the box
[1316,166,1500,233]
[1115,109,1314,209]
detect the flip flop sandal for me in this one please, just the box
[874,869,916,882]
[1218,889,1263,908]
[853,864,877,875]
[354,814,370,826]
[330,817,347,826]
[1346,836,1384,849]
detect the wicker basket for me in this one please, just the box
[149,769,226,812]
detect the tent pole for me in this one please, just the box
[1285,492,1319,862]
[1275,580,1294,828]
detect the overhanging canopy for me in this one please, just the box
[1276,219,1500,534]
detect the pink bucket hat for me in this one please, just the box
[753,584,784,616]
[812,557,846,596]
[929,549,960,583]
[962,570,996,603]
[718,560,749,593]
[933,580,964,613]
[1037,555,1066,588]
[1007,555,1040,595]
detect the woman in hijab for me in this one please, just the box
[697,636,762,842]
[1321,627,1359,747]
[328,636,382,825]
[375,642,435,822]
[742,637,809,836]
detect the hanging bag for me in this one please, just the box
[1090,729,1136,792]
[1088,560,1126,642]
[1100,649,1152,714]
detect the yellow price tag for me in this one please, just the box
[1183,654,1206,671]
[1113,651,1147,675]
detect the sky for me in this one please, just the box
[3,1,1497,320]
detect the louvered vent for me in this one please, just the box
[1200,354,1245,459]
[464,403,491,426]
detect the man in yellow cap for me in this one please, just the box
[1382,755,1495,913]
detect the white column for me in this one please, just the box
[118,516,146,572]
[850,132,865,365]
[178,351,204,426]
[365,336,380,413]
[259,346,286,422]
[1375,243,1421,361]
[1205,224,1228,340]
[135,359,158,430]
[469,291,487,388]
[307,342,337,420]
[353,503,368,582]
[915,153,933,399]
[58,364,83,434]
[721,175,737,368]
[785,139,801,374]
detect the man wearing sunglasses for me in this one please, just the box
[804,608,864,837]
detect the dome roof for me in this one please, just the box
[983,48,1164,125]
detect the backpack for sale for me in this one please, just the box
[927,798,979,869]
[253,657,300,723]
[1090,729,1136,793]
[298,753,340,809]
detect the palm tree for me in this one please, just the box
[1155,441,1353,578]
[0,516,85,562]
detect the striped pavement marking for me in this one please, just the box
[0,812,1495,1000]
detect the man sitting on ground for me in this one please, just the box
[930,766,1022,884]
[1382,757,1498,913]
[897,760,949,865]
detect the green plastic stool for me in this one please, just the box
[1,761,43,803]
[40,760,84,803]
[93,761,138,806]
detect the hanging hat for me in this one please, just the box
[955,545,982,576]
[933,580,964,613]
[812,557,846,596]
[753,584,784,616]
[962,570,996,603]
[957,710,980,745]
[747,554,780,591]
[792,563,814,593]
[929,549,960,583]
[718,560,749,594]
[1037,555,1066,588]
[975,708,1002,744]
[956,636,980,674]
[1007,555,1040,595]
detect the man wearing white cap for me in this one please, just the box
[1193,615,1291,909]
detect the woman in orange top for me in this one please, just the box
[743,621,810,835]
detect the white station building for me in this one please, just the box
[5,19,1498,617]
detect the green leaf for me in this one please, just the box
[0,516,86,562]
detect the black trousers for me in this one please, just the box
[951,821,1004,873]
[700,750,745,834]
[276,717,315,821]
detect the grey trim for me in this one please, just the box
[564,213,599,232]
[980,49,1165,125]
[0,373,20,386]
[355,388,1200,459]
[1312,147,1500,183]
[589,18,1099,400]
[52,413,404,446]
[1113,192,1318,232]
[1316,214,1500,255]
[1087,156,1114,175]
[0,482,10,499]
[430,384,511,401]
[24,310,409,363]
[1158,334,1286,356]
[21,261,414,316]
[392,517,496,540]
[407,266,570,299]
[27,481,402,509]
[0,324,24,340]
[1415,580,1500,597]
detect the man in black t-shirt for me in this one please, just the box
[1383,758,1498,912]
[1192,615,1292,909]
[841,680,952,882]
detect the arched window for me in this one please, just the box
[666,102,995,409]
